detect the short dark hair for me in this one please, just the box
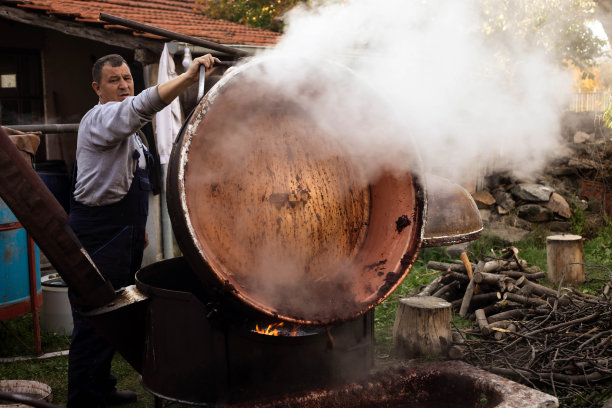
[92,54,128,83]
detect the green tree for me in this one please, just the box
[195,0,309,32]
[480,0,608,71]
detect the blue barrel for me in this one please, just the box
[0,197,41,320]
[36,160,71,214]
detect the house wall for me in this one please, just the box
[0,18,170,267]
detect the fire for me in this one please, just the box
[254,322,299,337]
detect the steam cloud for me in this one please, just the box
[249,0,574,186]
[195,0,583,319]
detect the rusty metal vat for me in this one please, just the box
[167,58,425,325]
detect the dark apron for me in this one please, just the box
[66,144,153,408]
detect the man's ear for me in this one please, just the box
[92,82,100,96]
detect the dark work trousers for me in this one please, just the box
[66,164,151,408]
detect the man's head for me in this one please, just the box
[91,54,134,104]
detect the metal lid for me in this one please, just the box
[167,58,424,325]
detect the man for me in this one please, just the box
[67,52,218,407]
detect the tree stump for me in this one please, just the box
[546,234,584,285]
[392,296,451,359]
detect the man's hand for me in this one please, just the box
[184,54,221,83]
[157,53,221,104]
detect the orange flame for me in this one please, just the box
[255,322,284,336]
[255,322,299,337]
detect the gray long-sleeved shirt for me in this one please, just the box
[73,86,167,206]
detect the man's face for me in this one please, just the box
[92,63,134,104]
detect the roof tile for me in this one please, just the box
[2,0,280,46]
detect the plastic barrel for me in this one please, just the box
[0,198,41,321]
[36,160,71,214]
[40,274,73,335]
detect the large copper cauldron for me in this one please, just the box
[167,57,425,325]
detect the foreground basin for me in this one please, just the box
[231,360,558,408]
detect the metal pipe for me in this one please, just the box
[27,233,42,355]
[99,13,250,57]
[4,124,80,134]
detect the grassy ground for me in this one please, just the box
[1,220,611,407]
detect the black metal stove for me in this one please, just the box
[136,257,374,406]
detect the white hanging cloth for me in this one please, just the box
[155,43,182,165]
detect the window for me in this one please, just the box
[1,74,17,88]
[0,49,43,126]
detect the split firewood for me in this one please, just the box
[451,292,501,310]
[475,309,489,335]
[429,259,529,274]
[473,271,514,287]
[503,246,524,271]
[440,272,470,284]
[493,322,517,340]
[498,270,546,281]
[483,259,527,273]
[417,275,442,297]
[518,279,560,298]
[460,252,480,295]
[432,280,461,300]
[460,252,473,279]
[459,261,485,317]
[480,300,522,316]
[427,261,475,273]
[502,292,549,307]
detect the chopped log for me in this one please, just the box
[483,259,527,273]
[460,252,473,279]
[473,271,515,289]
[493,322,517,340]
[487,308,536,323]
[418,276,442,297]
[502,292,548,307]
[441,272,470,284]
[451,292,501,309]
[459,277,476,318]
[393,296,452,358]
[480,300,522,316]
[432,280,461,299]
[475,309,489,335]
[546,234,585,285]
[460,252,480,295]
[427,261,474,273]
[459,261,484,317]
[499,270,546,281]
[519,279,559,298]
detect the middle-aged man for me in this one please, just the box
[67,52,219,408]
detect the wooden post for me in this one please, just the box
[546,234,584,285]
[392,296,451,359]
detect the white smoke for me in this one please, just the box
[251,0,574,185]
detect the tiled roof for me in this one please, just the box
[0,0,281,47]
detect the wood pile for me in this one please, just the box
[421,248,612,407]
